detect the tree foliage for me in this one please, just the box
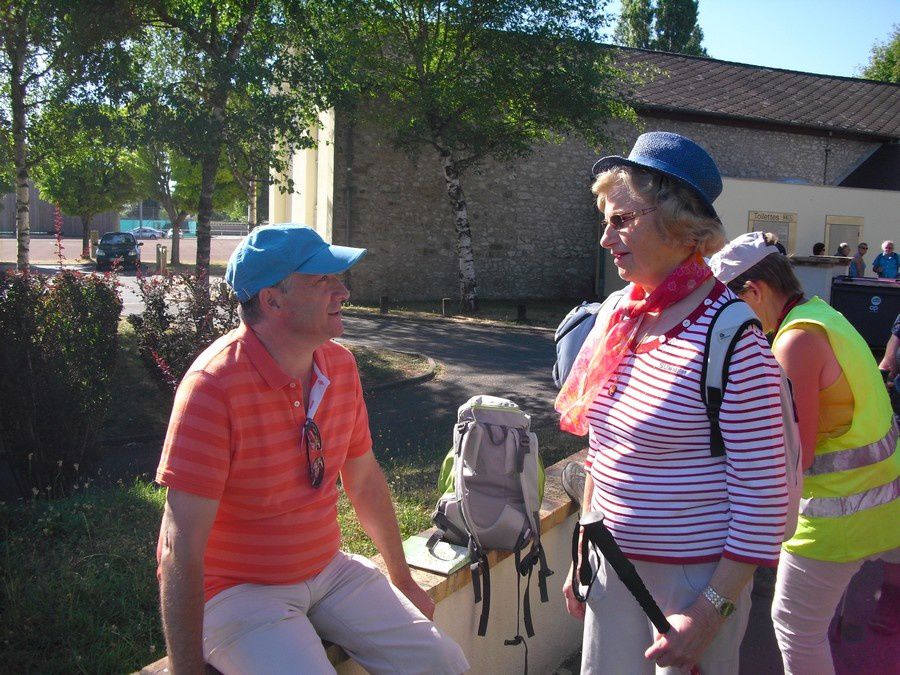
[614,0,706,56]
[0,0,136,269]
[33,103,137,258]
[306,0,635,310]
[860,24,899,83]
[132,3,327,279]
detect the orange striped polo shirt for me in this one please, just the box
[156,323,372,601]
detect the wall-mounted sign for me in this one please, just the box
[748,211,796,223]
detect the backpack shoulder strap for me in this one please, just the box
[702,298,762,456]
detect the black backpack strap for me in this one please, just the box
[429,511,469,550]
[505,549,531,674]
[701,298,762,457]
[536,544,552,602]
[571,520,597,603]
[469,538,491,637]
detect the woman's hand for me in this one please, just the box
[644,598,724,670]
[562,566,587,620]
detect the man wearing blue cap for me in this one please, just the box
[155,225,467,674]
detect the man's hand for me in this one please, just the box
[562,572,587,621]
[393,575,436,620]
[644,599,724,670]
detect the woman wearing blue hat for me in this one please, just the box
[558,132,788,674]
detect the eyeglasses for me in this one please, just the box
[302,418,325,488]
[601,207,657,230]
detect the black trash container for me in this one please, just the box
[830,278,900,347]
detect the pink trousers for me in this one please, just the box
[771,549,899,675]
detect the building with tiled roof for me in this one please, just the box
[272,48,900,302]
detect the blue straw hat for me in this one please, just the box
[592,131,722,218]
[226,224,367,302]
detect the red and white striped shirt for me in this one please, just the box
[585,284,787,567]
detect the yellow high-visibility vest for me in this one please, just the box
[775,297,899,562]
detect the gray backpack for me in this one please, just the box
[430,395,552,647]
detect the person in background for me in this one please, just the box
[835,242,851,257]
[879,313,900,391]
[812,242,826,256]
[848,242,868,277]
[559,132,787,675]
[872,240,899,279]
[709,232,900,675]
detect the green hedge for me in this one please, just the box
[0,271,121,499]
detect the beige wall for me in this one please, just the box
[717,178,900,255]
[604,178,900,296]
[270,110,336,241]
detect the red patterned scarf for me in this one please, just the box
[556,252,712,435]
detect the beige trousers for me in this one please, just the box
[202,551,468,675]
[581,556,752,675]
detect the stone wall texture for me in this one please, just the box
[329,110,880,303]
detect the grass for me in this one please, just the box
[345,298,578,328]
[347,344,432,391]
[0,316,582,672]
[101,321,174,440]
[0,479,167,674]
[160,261,228,276]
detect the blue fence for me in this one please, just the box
[120,219,196,235]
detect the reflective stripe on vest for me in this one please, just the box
[806,422,899,477]
[799,475,900,518]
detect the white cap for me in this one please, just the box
[709,231,782,283]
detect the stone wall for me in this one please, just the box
[328,110,880,303]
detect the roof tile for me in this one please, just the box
[613,48,900,138]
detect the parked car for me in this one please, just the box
[130,226,166,239]
[96,232,142,271]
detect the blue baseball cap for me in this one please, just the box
[225,224,367,301]
[591,131,722,219]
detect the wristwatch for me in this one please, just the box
[702,585,736,618]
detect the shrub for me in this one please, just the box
[0,271,122,498]
[127,274,239,388]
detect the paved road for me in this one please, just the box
[341,313,560,460]
[0,234,242,267]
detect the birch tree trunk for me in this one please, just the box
[9,38,30,271]
[438,145,478,312]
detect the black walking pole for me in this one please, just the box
[571,511,702,674]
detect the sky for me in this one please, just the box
[605,0,900,78]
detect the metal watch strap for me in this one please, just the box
[702,585,735,617]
